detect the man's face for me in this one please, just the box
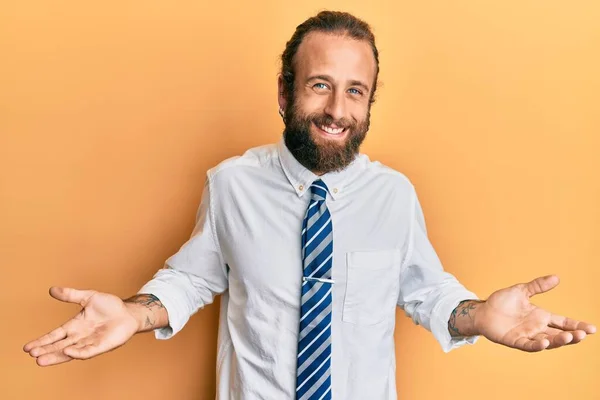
[280,31,376,174]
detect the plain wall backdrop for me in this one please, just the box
[1,1,599,399]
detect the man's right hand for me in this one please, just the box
[23,287,167,367]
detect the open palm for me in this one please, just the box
[23,287,139,366]
[475,275,596,352]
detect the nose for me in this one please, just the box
[323,90,346,123]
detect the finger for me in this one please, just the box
[541,327,587,347]
[549,315,597,334]
[63,334,104,360]
[64,343,104,360]
[35,351,73,367]
[67,341,89,350]
[568,330,587,344]
[540,331,574,349]
[514,336,550,352]
[23,326,67,352]
[542,326,565,336]
[524,275,560,298]
[49,287,95,306]
[29,336,80,357]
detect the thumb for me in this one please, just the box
[49,287,95,306]
[523,275,560,298]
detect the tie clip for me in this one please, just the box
[303,276,335,284]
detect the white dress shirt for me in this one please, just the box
[139,139,480,400]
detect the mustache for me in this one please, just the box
[308,113,355,130]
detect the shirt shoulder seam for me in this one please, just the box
[208,145,278,181]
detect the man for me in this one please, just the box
[24,10,596,400]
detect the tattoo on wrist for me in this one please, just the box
[448,299,484,337]
[124,294,165,310]
[124,294,164,330]
[144,315,155,329]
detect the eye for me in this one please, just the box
[348,88,363,96]
[313,82,329,90]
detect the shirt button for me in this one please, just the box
[333,188,338,194]
[298,185,304,191]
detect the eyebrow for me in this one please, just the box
[306,74,371,93]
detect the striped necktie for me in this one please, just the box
[295,179,333,400]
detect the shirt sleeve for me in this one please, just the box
[137,176,228,340]
[397,188,480,353]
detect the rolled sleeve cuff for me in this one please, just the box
[137,283,190,340]
[430,290,481,353]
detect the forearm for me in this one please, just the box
[448,299,486,337]
[123,294,170,333]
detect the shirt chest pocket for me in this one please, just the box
[342,249,401,326]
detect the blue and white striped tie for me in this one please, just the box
[295,179,333,400]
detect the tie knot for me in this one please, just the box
[310,179,328,201]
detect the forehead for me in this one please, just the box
[294,31,376,84]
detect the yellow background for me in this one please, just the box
[1,1,599,399]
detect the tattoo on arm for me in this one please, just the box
[123,294,166,331]
[124,294,165,310]
[145,315,155,329]
[448,299,483,337]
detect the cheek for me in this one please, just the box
[296,91,328,114]
[349,103,370,122]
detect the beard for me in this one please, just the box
[283,101,370,174]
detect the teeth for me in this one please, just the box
[320,125,344,135]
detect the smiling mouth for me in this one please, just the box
[313,122,348,139]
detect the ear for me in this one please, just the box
[277,74,287,112]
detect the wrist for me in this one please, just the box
[471,300,486,336]
[449,299,486,338]
[123,293,169,333]
[123,301,148,333]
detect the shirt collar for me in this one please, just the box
[277,137,364,201]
